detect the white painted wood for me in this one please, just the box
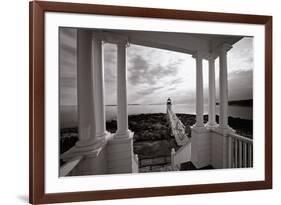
[59,157,82,177]
[132,154,139,173]
[249,143,253,167]
[171,148,176,170]
[167,106,189,145]
[229,132,253,143]
[206,56,217,127]
[191,127,211,168]
[106,30,209,55]
[75,29,96,147]
[228,133,253,168]
[211,131,223,168]
[219,44,232,129]
[68,145,108,176]
[243,142,247,167]
[115,41,130,138]
[107,132,137,174]
[228,136,233,168]
[222,134,228,168]
[192,53,204,127]
[239,141,243,168]
[101,30,242,59]
[173,142,191,168]
[92,33,107,138]
[235,139,238,168]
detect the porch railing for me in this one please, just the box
[167,108,189,146]
[171,142,191,171]
[59,156,83,177]
[228,133,253,168]
[132,154,139,172]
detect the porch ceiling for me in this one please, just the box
[91,28,244,59]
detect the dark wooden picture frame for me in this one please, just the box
[29,1,272,204]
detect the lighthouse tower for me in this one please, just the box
[167,98,172,113]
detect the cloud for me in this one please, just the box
[59,30,253,107]
[127,54,180,86]
[169,77,184,85]
[136,86,164,96]
[104,44,117,84]
[166,87,177,91]
[59,28,77,105]
[228,37,253,72]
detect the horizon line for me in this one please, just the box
[61,98,253,107]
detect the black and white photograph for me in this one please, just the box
[59,27,253,176]
[26,1,274,204]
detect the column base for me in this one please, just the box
[211,125,235,169]
[96,131,111,139]
[190,125,211,168]
[61,132,111,161]
[60,132,112,176]
[215,125,235,136]
[205,122,219,129]
[107,131,137,174]
[114,129,131,139]
[191,124,208,133]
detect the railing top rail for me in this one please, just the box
[134,154,138,162]
[59,156,83,177]
[174,142,190,155]
[229,132,253,144]
[167,107,189,146]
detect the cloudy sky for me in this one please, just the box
[59,28,253,106]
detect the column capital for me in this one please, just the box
[102,32,130,46]
[206,53,217,61]
[92,31,130,46]
[220,43,233,53]
[192,52,204,60]
[116,39,130,47]
[92,31,105,41]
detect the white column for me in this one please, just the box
[61,30,109,175]
[206,56,217,127]
[192,53,204,127]
[105,35,135,174]
[92,33,107,138]
[75,30,96,148]
[219,44,232,129]
[115,41,130,138]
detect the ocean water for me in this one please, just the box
[60,104,252,128]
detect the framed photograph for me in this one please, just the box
[29,1,272,204]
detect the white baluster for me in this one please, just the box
[243,142,247,168]
[234,139,238,168]
[248,144,253,167]
[228,133,253,169]
[239,141,242,168]
[228,136,233,168]
[171,148,176,170]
